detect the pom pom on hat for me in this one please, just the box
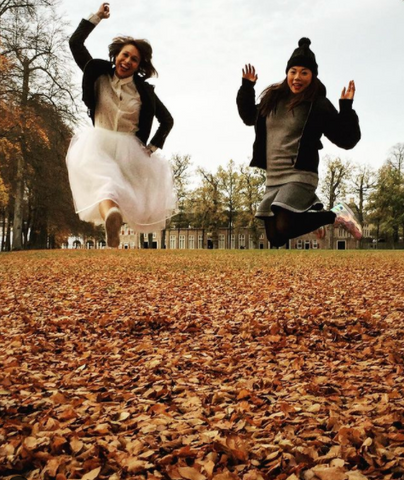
[286,37,318,76]
[298,37,311,48]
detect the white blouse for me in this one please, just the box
[94,74,142,133]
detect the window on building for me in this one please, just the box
[230,234,235,249]
[239,234,245,249]
[296,239,303,249]
[198,235,203,249]
[170,235,176,249]
[179,235,186,249]
[219,234,225,249]
[188,235,195,249]
[312,239,319,249]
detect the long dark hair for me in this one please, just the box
[259,76,326,116]
[108,36,158,79]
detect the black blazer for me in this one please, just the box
[69,19,173,149]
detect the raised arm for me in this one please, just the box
[236,64,259,126]
[322,81,360,149]
[69,3,110,71]
[340,80,355,100]
[242,63,258,83]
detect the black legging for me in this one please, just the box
[264,208,336,247]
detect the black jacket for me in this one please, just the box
[236,78,361,172]
[69,19,173,149]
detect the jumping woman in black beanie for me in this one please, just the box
[237,38,362,247]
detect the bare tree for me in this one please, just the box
[239,164,266,248]
[320,156,352,210]
[193,168,224,249]
[319,155,351,248]
[170,153,192,226]
[0,0,53,19]
[217,159,241,246]
[386,143,404,182]
[1,1,77,249]
[349,163,377,226]
[165,153,192,248]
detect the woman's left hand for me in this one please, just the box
[341,80,356,100]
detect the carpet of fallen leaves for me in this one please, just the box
[1,249,404,480]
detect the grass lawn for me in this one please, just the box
[1,250,404,480]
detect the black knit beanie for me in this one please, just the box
[286,38,318,76]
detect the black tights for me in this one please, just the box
[264,208,336,247]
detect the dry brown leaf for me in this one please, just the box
[311,466,347,480]
[178,466,207,480]
[81,466,102,480]
[70,437,84,454]
[346,472,369,480]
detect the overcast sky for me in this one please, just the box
[63,0,404,176]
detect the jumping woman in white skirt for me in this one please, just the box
[67,2,176,247]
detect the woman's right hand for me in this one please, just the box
[242,64,258,83]
[96,2,110,19]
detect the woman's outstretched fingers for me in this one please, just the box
[341,80,356,100]
[242,63,258,82]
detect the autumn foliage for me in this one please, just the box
[1,250,404,480]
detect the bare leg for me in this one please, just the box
[99,200,122,248]
[99,199,119,220]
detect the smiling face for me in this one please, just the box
[115,44,141,78]
[287,66,313,94]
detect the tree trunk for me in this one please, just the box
[12,152,25,250]
[5,211,12,251]
[1,209,5,251]
[13,59,30,250]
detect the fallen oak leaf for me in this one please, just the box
[81,466,102,480]
[200,459,215,478]
[43,456,67,477]
[178,466,207,480]
[346,471,369,480]
[237,389,251,400]
[70,437,84,454]
[93,423,110,435]
[212,470,239,480]
[51,435,68,452]
[126,458,154,473]
[309,466,348,480]
[23,436,50,451]
[51,391,68,405]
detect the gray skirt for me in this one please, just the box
[256,182,323,219]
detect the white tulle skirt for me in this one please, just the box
[66,127,176,233]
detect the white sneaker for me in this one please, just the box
[331,202,362,240]
[105,207,122,248]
